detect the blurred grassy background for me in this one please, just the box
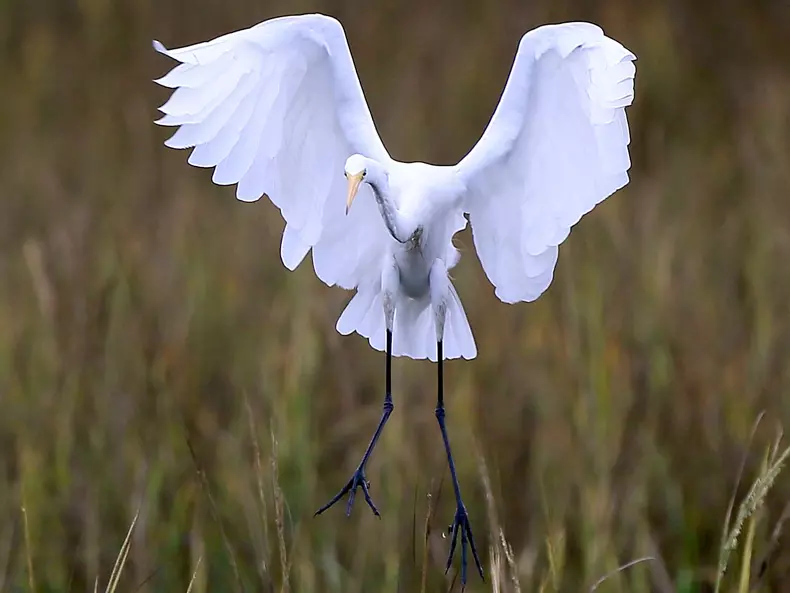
[2,0,790,591]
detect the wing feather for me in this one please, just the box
[153,14,391,288]
[456,22,636,304]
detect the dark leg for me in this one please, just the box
[435,340,484,587]
[315,329,395,517]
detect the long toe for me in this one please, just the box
[444,519,460,574]
[360,477,381,517]
[445,505,485,586]
[461,526,468,586]
[315,467,380,518]
[465,516,484,582]
[314,481,352,516]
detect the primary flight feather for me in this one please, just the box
[153,13,636,584]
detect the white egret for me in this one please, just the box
[153,13,636,585]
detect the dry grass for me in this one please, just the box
[2,0,790,591]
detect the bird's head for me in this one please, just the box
[343,154,387,215]
[344,154,368,215]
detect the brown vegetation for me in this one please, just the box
[2,0,790,591]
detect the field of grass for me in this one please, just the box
[2,0,790,591]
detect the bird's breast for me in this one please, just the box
[393,229,431,299]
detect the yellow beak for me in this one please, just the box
[345,172,363,215]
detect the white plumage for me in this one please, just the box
[153,14,636,362]
[154,15,637,577]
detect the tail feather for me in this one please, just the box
[444,282,477,360]
[393,297,434,360]
[335,280,477,362]
[336,282,387,353]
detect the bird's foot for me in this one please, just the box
[314,464,380,518]
[444,503,484,588]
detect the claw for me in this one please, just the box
[444,504,484,587]
[314,465,381,518]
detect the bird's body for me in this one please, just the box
[382,163,461,297]
[335,156,475,360]
[368,161,460,294]
[153,13,636,584]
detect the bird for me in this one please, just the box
[152,13,636,586]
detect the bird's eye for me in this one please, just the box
[362,170,367,178]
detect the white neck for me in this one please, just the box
[363,159,413,243]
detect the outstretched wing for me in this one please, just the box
[154,14,391,290]
[455,22,636,304]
